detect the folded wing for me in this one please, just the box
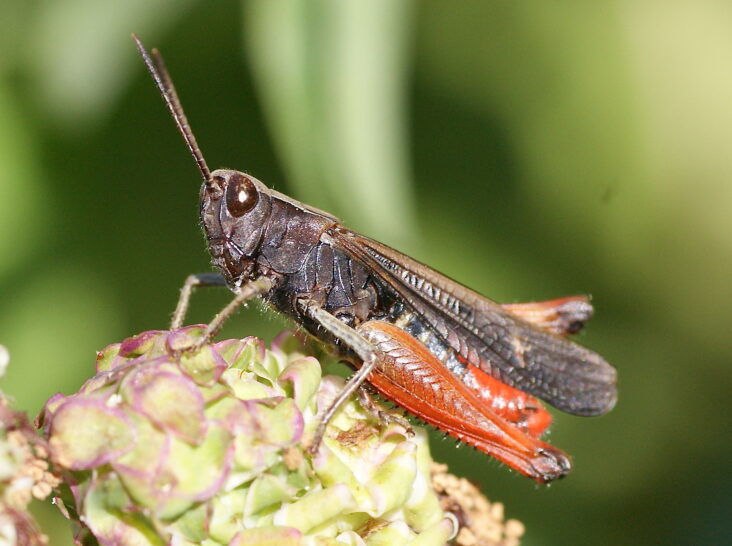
[336,231,617,416]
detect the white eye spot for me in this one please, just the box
[237,189,248,203]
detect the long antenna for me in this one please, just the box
[132,34,211,183]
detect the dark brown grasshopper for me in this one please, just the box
[133,36,617,483]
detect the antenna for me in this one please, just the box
[132,34,211,183]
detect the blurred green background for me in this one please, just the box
[2,1,731,544]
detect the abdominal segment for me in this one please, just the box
[461,362,552,438]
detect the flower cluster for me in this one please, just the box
[0,344,59,546]
[40,327,457,545]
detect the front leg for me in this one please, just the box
[196,277,273,345]
[171,273,227,329]
[173,277,273,354]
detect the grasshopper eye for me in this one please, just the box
[225,174,258,217]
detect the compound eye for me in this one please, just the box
[225,174,258,217]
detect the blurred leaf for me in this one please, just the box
[0,85,46,280]
[244,0,417,247]
[25,0,196,131]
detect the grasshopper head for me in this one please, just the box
[200,169,273,287]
